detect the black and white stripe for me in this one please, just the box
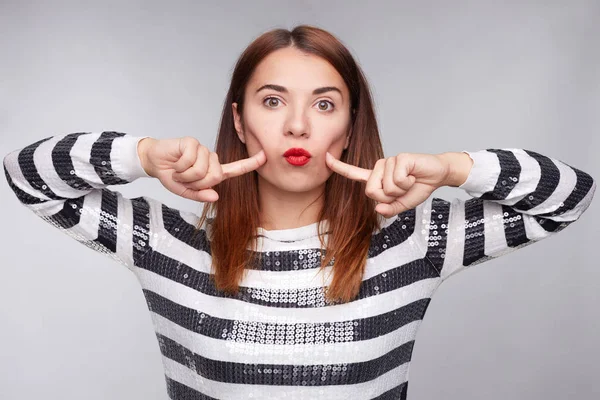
[418,148,595,280]
[3,131,155,270]
[4,134,595,399]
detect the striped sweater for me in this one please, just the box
[3,131,596,400]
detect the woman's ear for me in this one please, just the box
[232,102,246,144]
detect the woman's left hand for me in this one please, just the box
[325,152,450,218]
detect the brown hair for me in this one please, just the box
[196,24,385,304]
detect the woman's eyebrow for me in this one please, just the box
[255,84,342,97]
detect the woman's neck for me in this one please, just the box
[257,178,325,231]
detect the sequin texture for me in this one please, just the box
[3,133,596,400]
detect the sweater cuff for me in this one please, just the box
[457,150,501,197]
[110,135,152,181]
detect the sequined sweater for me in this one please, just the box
[3,131,596,400]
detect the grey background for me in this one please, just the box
[1,1,598,399]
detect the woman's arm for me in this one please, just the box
[3,131,172,271]
[414,148,596,281]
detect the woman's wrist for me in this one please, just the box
[436,151,474,187]
[137,137,157,178]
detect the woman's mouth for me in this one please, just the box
[283,148,312,166]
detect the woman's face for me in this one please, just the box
[232,46,352,194]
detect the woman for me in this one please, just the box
[3,24,596,400]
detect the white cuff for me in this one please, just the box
[458,150,501,197]
[111,135,152,181]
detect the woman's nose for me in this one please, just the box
[285,107,310,137]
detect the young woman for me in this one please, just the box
[3,25,596,400]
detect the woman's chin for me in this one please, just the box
[273,178,325,194]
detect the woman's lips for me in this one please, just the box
[285,155,310,166]
[283,148,311,157]
[283,148,311,166]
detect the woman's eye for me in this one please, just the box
[316,100,335,112]
[263,97,281,108]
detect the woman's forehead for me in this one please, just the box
[248,48,348,97]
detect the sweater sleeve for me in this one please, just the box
[410,148,596,282]
[2,131,174,271]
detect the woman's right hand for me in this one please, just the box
[137,136,266,202]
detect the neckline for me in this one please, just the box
[256,219,330,242]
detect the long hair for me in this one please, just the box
[195,24,385,304]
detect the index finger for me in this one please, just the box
[325,152,371,182]
[221,149,267,180]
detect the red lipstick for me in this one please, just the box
[283,148,312,166]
